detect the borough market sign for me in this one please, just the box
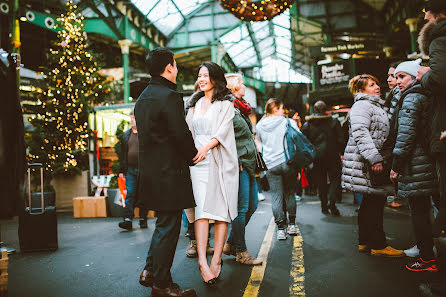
[309,42,375,57]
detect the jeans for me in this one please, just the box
[312,159,341,210]
[354,193,363,205]
[265,162,297,229]
[124,167,148,220]
[408,196,435,259]
[227,170,259,253]
[358,194,387,249]
[145,210,182,288]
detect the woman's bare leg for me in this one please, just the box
[195,219,215,282]
[210,221,228,277]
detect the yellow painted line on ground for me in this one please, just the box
[290,227,306,297]
[243,217,276,297]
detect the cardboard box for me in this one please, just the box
[73,196,107,218]
[0,249,8,294]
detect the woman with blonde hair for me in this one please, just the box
[185,62,238,284]
[256,98,299,241]
[342,74,404,257]
[222,73,262,265]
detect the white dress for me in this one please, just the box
[190,98,231,222]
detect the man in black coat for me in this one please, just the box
[417,0,446,236]
[134,48,198,297]
[301,100,344,216]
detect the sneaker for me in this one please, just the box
[295,195,302,201]
[371,246,405,257]
[186,240,197,258]
[139,219,148,229]
[118,218,133,230]
[277,229,287,240]
[405,257,438,272]
[258,193,265,201]
[287,224,298,236]
[404,245,420,257]
[404,245,438,258]
[358,245,370,253]
[387,195,395,203]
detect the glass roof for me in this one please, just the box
[130,0,310,83]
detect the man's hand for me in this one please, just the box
[371,162,383,173]
[417,66,430,81]
[441,131,446,142]
[193,146,209,164]
[239,166,243,172]
[390,169,399,183]
[119,173,124,178]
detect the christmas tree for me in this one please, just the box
[27,0,112,178]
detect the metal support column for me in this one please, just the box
[118,39,132,103]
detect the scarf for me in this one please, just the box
[233,98,252,115]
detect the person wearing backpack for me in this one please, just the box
[301,100,343,216]
[391,60,438,272]
[256,98,299,241]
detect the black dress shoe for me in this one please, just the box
[329,206,341,216]
[139,269,153,287]
[151,283,197,297]
[118,220,133,230]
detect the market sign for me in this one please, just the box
[315,60,351,89]
[309,42,374,57]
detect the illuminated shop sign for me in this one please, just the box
[309,42,374,57]
[315,61,351,89]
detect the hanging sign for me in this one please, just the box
[315,61,351,89]
[309,42,375,57]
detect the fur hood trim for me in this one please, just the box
[418,19,446,56]
[305,113,332,121]
[185,91,235,109]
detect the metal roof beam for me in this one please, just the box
[246,23,262,67]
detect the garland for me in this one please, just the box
[219,0,294,22]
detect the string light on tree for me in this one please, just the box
[27,0,112,177]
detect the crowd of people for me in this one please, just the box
[112,1,445,296]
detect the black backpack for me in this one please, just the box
[307,122,329,162]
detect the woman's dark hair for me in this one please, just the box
[146,47,174,77]
[198,61,231,102]
[384,61,402,108]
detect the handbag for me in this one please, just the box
[254,151,268,174]
[368,160,392,186]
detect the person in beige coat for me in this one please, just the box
[185,61,239,285]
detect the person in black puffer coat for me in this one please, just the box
[301,100,343,216]
[391,60,438,272]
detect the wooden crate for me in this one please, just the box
[0,249,8,294]
[134,208,156,219]
[73,196,107,218]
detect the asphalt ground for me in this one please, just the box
[2,193,446,297]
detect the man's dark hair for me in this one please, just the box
[146,47,174,77]
[314,100,327,114]
[425,0,446,15]
[197,61,231,102]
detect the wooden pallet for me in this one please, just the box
[0,249,8,295]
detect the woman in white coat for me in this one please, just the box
[185,61,239,284]
[342,74,404,257]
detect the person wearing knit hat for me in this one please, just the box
[394,59,421,93]
[391,58,438,272]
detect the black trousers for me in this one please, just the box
[145,210,182,288]
[312,159,342,209]
[358,194,387,249]
[408,196,435,259]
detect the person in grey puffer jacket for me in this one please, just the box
[342,74,404,258]
[256,98,299,241]
[391,60,438,272]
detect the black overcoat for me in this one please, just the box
[134,76,197,211]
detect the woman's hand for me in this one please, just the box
[390,169,399,183]
[371,162,383,173]
[193,146,209,164]
[239,166,243,172]
[119,173,124,179]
